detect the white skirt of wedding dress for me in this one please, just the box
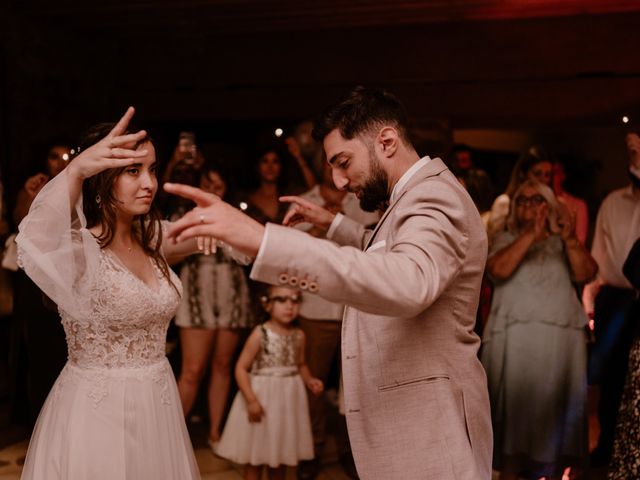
[20,358,200,480]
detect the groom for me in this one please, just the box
[166,87,492,479]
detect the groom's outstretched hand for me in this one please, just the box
[164,183,265,258]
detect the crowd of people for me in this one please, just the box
[0,90,639,480]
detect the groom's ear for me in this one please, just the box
[377,127,399,158]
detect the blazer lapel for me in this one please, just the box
[363,158,449,250]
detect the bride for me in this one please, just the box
[16,108,208,479]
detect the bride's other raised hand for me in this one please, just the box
[67,107,149,181]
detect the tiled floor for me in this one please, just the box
[0,388,609,480]
[0,439,613,480]
[0,383,355,480]
[0,435,605,480]
[0,439,352,480]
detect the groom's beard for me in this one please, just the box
[359,153,390,212]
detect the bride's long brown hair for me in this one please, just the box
[77,123,178,293]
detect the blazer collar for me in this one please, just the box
[364,157,449,250]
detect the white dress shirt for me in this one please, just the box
[327,156,431,237]
[591,185,640,289]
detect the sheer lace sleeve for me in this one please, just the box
[159,219,252,266]
[15,169,100,317]
[217,241,252,265]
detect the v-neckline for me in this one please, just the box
[104,249,162,295]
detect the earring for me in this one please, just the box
[95,194,101,205]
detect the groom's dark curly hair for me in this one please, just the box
[312,86,412,145]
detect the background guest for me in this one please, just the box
[487,145,553,240]
[457,167,495,231]
[284,135,318,192]
[456,167,495,334]
[608,236,640,479]
[175,161,254,451]
[11,140,72,423]
[553,159,589,245]
[161,131,204,185]
[242,145,301,225]
[286,162,379,479]
[159,132,203,220]
[481,179,597,480]
[584,130,640,466]
[240,143,315,323]
[450,143,475,173]
[288,120,327,182]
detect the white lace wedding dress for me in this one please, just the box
[16,170,200,479]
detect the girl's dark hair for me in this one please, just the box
[250,143,290,192]
[256,283,276,323]
[77,123,177,293]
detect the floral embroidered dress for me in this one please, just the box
[16,170,199,480]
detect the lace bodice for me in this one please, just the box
[61,249,182,369]
[252,325,301,372]
[15,170,184,371]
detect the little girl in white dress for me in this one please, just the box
[216,284,323,480]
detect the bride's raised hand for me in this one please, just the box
[67,107,149,180]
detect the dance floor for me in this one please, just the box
[0,386,608,480]
[0,424,353,480]
[0,439,612,479]
[0,439,354,479]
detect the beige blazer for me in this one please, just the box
[251,158,492,479]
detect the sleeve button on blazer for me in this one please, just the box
[278,273,289,284]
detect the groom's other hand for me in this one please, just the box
[280,195,336,234]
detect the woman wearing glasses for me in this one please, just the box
[486,145,552,240]
[480,179,597,480]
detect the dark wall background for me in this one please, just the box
[2,1,640,220]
